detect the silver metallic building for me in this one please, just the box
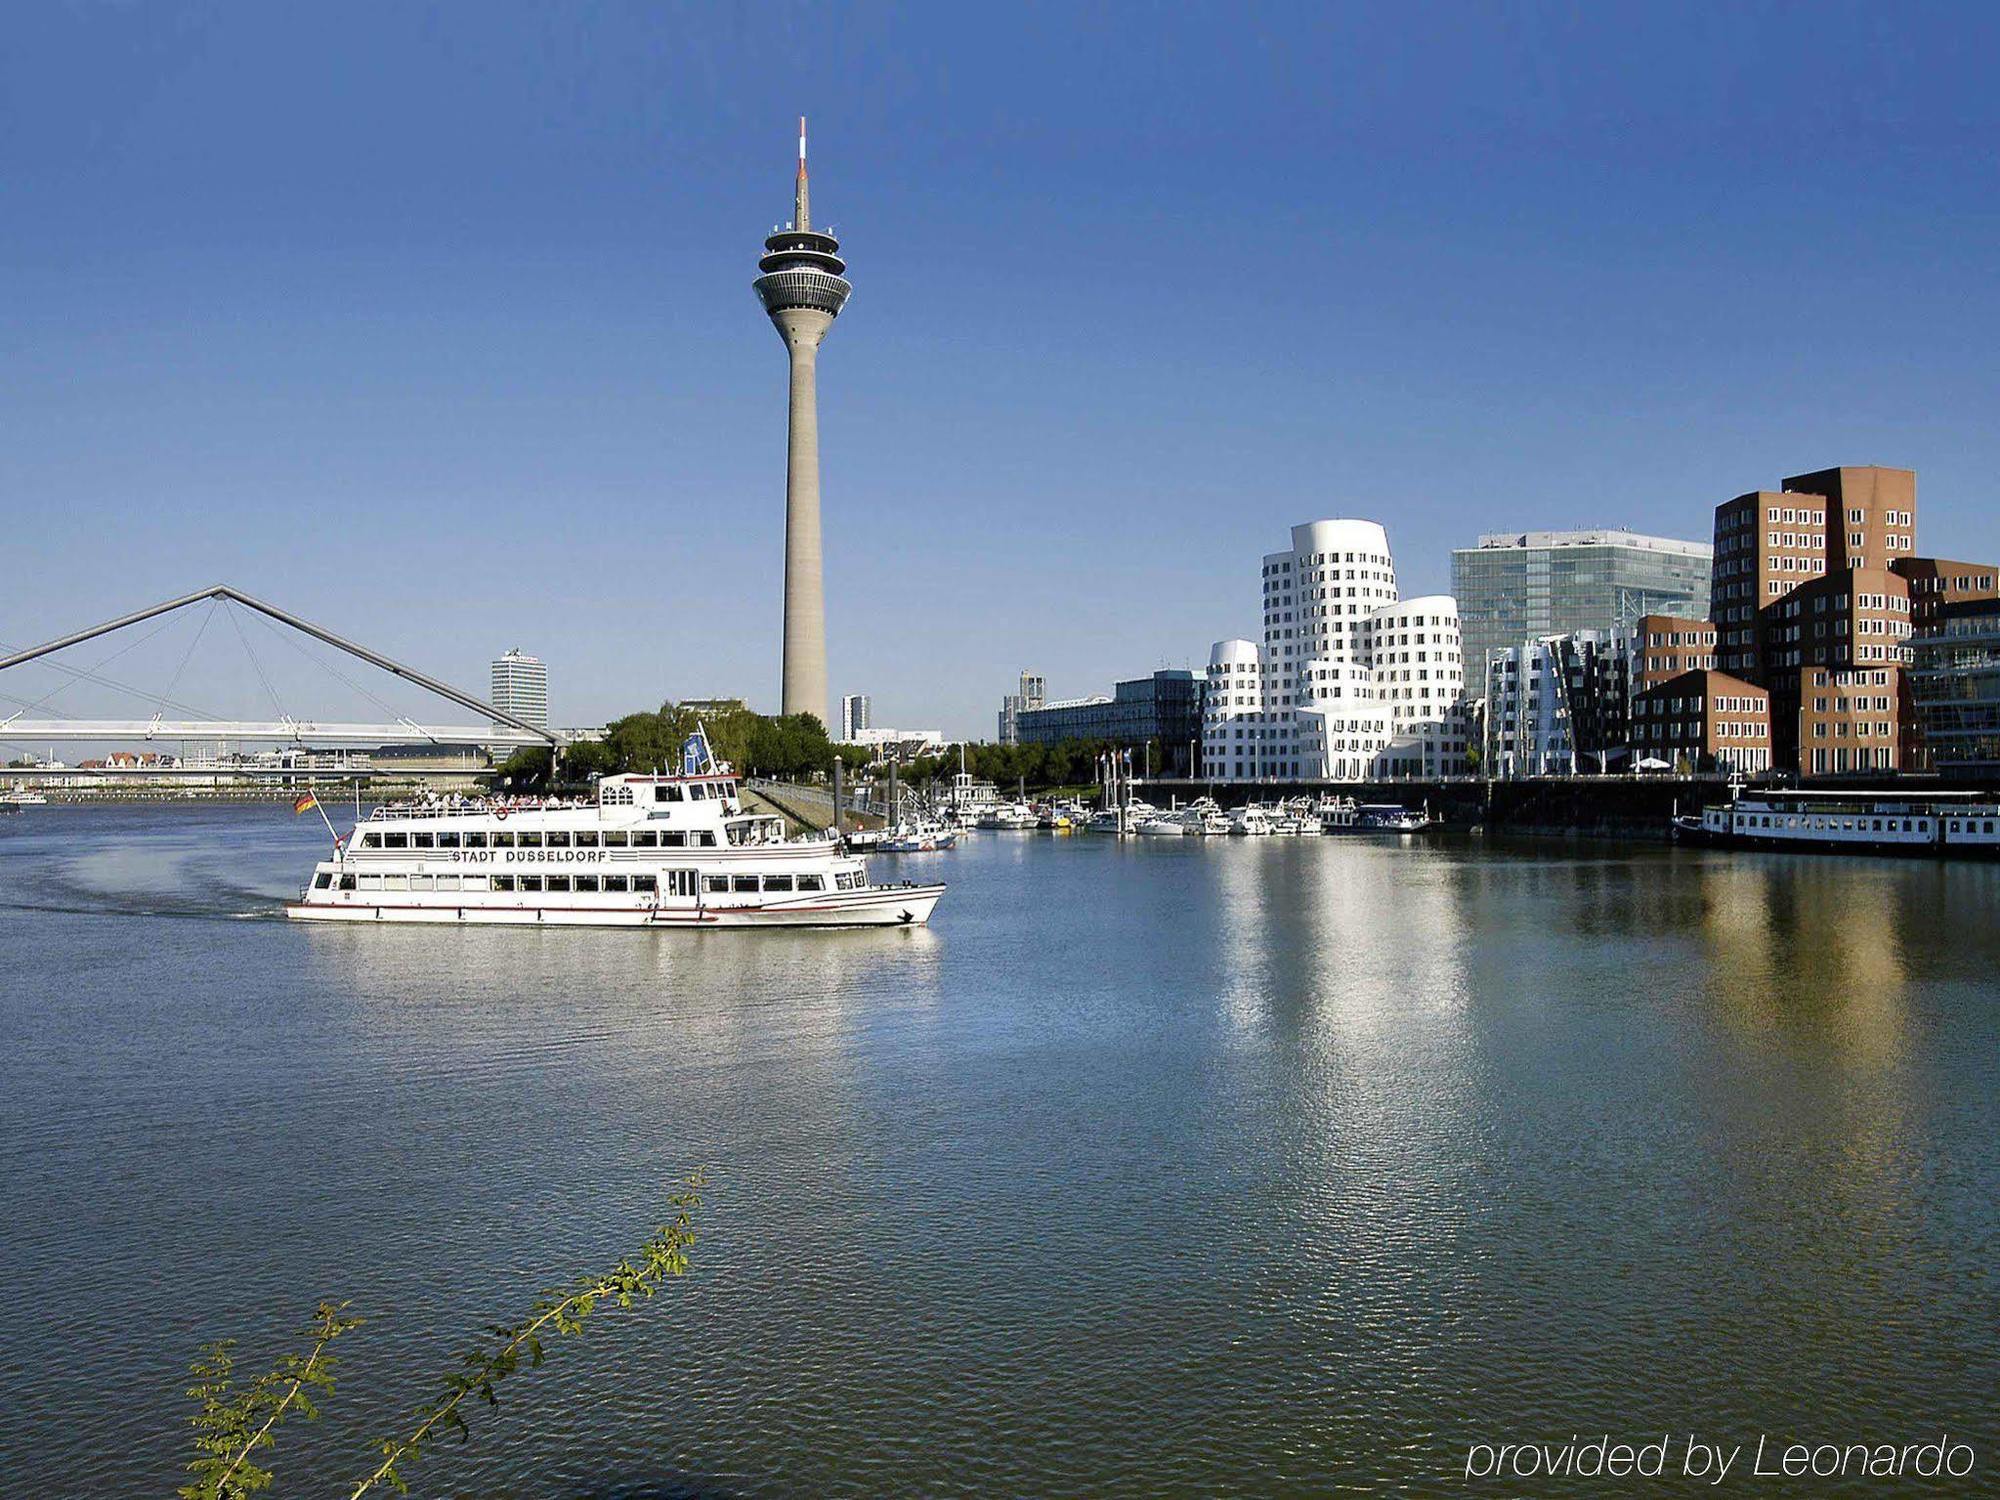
[1451,529,1711,691]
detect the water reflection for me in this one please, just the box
[2,814,1995,1497]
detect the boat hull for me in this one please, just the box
[285,883,946,928]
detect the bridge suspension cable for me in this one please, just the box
[0,584,562,749]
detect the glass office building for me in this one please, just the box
[1910,601,2000,775]
[1451,530,1711,692]
[1016,670,1206,774]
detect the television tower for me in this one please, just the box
[753,118,851,725]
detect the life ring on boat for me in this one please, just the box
[495,806,508,821]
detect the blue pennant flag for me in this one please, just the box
[682,731,710,776]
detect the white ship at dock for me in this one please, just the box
[287,766,944,929]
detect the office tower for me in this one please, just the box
[1452,529,1711,684]
[490,649,548,730]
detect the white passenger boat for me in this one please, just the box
[0,787,49,806]
[287,767,944,929]
[1133,813,1192,836]
[1676,789,2000,858]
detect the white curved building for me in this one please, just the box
[1359,594,1469,778]
[1203,638,1270,781]
[1204,521,1469,781]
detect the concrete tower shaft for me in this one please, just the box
[753,119,850,726]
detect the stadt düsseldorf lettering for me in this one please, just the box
[426,849,613,865]
[1462,1433,1975,1484]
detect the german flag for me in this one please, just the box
[293,793,320,816]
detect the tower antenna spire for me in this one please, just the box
[795,115,810,232]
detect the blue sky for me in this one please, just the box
[3,3,1997,739]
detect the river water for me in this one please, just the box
[0,804,1994,1496]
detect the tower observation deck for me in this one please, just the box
[755,118,849,726]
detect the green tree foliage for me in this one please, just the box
[496,703,841,791]
[178,1303,364,1499]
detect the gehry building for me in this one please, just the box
[1203,520,1469,781]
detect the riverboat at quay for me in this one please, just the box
[286,769,945,928]
[1673,789,2000,858]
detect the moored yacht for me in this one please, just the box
[1229,803,1275,836]
[287,765,944,928]
[976,802,1038,831]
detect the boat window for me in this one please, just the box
[359,874,384,891]
[518,831,543,848]
[434,875,459,892]
[461,876,487,892]
[1985,821,1996,834]
[574,831,600,848]
[703,875,729,893]
[604,831,629,848]
[655,784,684,803]
[632,831,659,848]
[764,874,794,893]
[361,832,381,849]
[732,875,759,892]
[411,875,434,891]
[603,875,629,893]
[436,832,460,849]
[662,831,686,847]
[1949,820,1960,833]
[385,874,410,891]
[798,875,824,892]
[546,831,571,849]
[1872,820,1882,831]
[412,833,435,850]
[574,875,599,893]
[694,832,717,848]
[491,831,515,848]
[546,875,571,893]
[633,874,658,894]
[688,783,707,801]
[313,872,333,889]
[492,874,515,892]
[463,831,487,849]
[519,875,543,892]
[383,832,408,849]
[337,874,356,891]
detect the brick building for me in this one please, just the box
[1630,670,1772,774]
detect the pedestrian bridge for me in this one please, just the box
[0,584,563,756]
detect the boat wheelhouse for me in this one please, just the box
[286,770,945,928]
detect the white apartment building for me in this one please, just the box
[1203,520,1468,781]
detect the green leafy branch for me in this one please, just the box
[174,1170,705,1499]
[178,1301,365,1500]
[349,1168,705,1497]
